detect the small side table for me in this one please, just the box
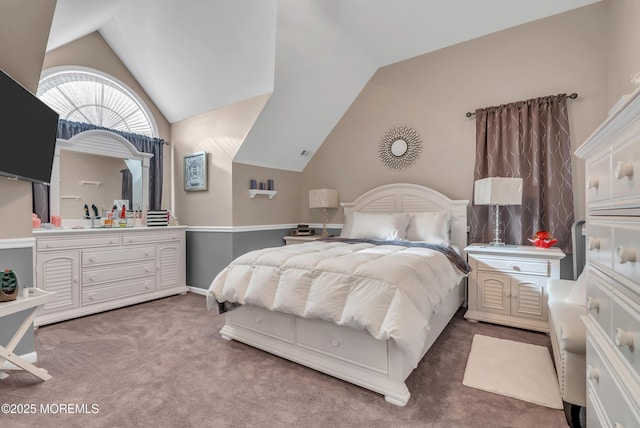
[283,235,323,245]
[0,288,55,381]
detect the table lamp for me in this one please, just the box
[309,189,338,237]
[474,177,523,246]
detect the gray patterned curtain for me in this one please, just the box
[469,94,574,253]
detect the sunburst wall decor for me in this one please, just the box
[378,125,422,170]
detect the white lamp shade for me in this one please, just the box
[309,189,338,208]
[474,177,523,206]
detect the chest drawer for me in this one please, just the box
[611,294,640,381]
[587,219,613,272]
[37,234,120,251]
[612,218,640,287]
[82,278,154,305]
[228,305,294,343]
[612,141,640,206]
[586,336,640,428]
[586,269,613,339]
[474,256,549,277]
[295,316,387,373]
[82,262,155,285]
[123,232,182,245]
[82,246,155,267]
[586,153,611,206]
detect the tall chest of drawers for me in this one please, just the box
[575,88,640,427]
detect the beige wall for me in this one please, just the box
[0,0,56,239]
[171,94,270,226]
[606,0,640,108]
[43,32,173,211]
[300,2,608,226]
[232,163,302,226]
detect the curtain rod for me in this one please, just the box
[465,92,578,118]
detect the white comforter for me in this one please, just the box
[207,240,465,366]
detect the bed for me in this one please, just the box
[206,183,469,406]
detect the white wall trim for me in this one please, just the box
[187,286,208,296]
[187,223,342,233]
[0,237,36,250]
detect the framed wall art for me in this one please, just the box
[184,151,208,191]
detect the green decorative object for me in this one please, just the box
[0,269,18,302]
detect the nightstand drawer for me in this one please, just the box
[475,256,549,277]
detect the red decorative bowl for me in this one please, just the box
[528,237,558,248]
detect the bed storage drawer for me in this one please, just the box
[295,317,388,373]
[228,305,294,343]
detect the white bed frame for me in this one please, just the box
[219,183,469,406]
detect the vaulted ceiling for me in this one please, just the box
[47,0,601,171]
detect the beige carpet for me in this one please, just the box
[462,334,563,409]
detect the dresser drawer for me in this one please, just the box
[474,256,549,276]
[82,246,155,267]
[586,153,611,206]
[586,336,640,428]
[82,262,155,285]
[611,294,640,380]
[295,316,387,373]
[228,305,294,343]
[612,219,640,287]
[587,219,613,272]
[123,232,182,245]
[586,269,613,339]
[612,141,640,206]
[37,234,120,251]
[82,278,154,305]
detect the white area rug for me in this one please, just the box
[462,334,563,409]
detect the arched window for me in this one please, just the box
[37,65,158,137]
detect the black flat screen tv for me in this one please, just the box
[0,68,59,185]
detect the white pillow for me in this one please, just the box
[346,212,411,240]
[564,271,587,306]
[405,211,451,245]
[339,212,353,238]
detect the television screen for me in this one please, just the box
[0,68,59,185]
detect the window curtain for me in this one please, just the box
[469,94,575,253]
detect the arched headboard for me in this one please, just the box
[341,183,469,250]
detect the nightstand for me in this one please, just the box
[464,243,565,332]
[283,235,322,245]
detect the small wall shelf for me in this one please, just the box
[61,195,81,200]
[79,180,102,186]
[249,189,277,199]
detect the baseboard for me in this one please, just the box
[187,286,207,296]
[1,351,37,369]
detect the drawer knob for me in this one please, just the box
[145,251,151,256]
[89,295,95,300]
[145,267,151,273]
[89,256,97,263]
[89,275,96,281]
[507,264,521,272]
[614,328,634,348]
[254,317,262,324]
[586,365,600,382]
[586,176,599,189]
[614,161,634,179]
[616,246,636,264]
[330,338,340,347]
[145,284,151,290]
[588,237,601,250]
[586,296,599,311]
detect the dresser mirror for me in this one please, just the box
[49,129,153,222]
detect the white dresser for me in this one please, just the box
[575,88,640,427]
[33,226,188,326]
